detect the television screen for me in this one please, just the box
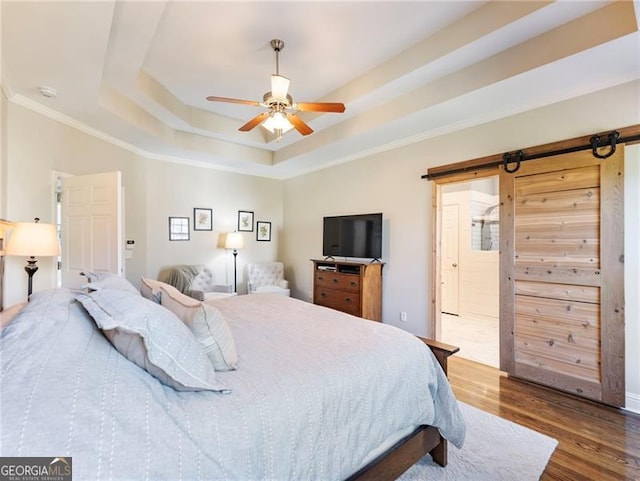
[322,213,383,259]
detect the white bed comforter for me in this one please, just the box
[0,289,465,481]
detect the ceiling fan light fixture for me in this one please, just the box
[271,74,290,100]
[262,111,293,134]
[206,38,344,138]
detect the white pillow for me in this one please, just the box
[76,289,230,393]
[159,283,238,371]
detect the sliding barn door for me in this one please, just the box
[500,149,624,407]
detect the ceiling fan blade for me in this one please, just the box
[286,113,313,136]
[239,112,271,132]
[206,96,261,107]
[295,102,345,113]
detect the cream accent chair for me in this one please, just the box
[247,262,290,296]
[159,265,234,301]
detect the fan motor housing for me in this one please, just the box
[263,92,293,109]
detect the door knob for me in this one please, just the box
[452,263,458,267]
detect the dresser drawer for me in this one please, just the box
[314,272,361,293]
[314,287,361,316]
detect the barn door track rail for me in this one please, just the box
[422,125,640,180]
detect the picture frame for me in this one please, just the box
[238,210,254,232]
[193,208,213,231]
[168,217,190,241]
[256,221,271,242]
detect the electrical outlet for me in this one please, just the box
[400,311,407,322]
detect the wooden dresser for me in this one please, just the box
[312,259,383,321]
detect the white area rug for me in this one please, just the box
[398,402,558,481]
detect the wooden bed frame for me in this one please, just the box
[347,337,460,481]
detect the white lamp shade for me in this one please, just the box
[225,232,244,250]
[6,222,60,257]
[271,74,290,100]
[262,112,294,134]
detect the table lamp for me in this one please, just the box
[6,217,60,298]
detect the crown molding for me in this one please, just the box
[11,93,152,156]
[7,93,284,179]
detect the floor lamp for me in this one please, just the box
[225,232,244,293]
[6,218,60,298]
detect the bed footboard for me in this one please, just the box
[347,337,459,480]
[416,337,460,375]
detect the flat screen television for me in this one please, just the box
[322,213,383,259]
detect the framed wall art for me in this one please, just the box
[194,208,213,231]
[238,210,254,232]
[256,221,271,242]
[169,217,190,241]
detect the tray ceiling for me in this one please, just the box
[2,1,639,178]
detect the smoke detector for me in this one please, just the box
[38,86,57,98]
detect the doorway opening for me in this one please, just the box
[53,171,72,287]
[438,176,500,368]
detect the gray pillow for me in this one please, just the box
[81,271,139,295]
[76,289,230,393]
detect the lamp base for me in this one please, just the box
[232,250,238,293]
[25,256,39,298]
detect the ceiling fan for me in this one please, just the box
[206,39,345,140]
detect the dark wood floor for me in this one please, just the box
[447,356,640,481]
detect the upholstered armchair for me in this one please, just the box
[246,262,290,296]
[159,265,234,301]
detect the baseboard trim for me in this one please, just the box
[624,392,640,414]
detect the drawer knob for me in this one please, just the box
[350,281,357,287]
[320,292,326,297]
[318,276,324,281]
[332,278,339,283]
[345,298,352,303]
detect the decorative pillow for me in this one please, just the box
[158,284,238,371]
[0,302,28,329]
[139,277,166,303]
[81,271,139,295]
[76,289,230,393]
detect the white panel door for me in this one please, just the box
[61,172,123,288]
[441,204,459,315]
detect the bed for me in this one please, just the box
[0,276,465,480]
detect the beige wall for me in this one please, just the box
[2,102,283,305]
[282,80,640,411]
[144,161,283,293]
